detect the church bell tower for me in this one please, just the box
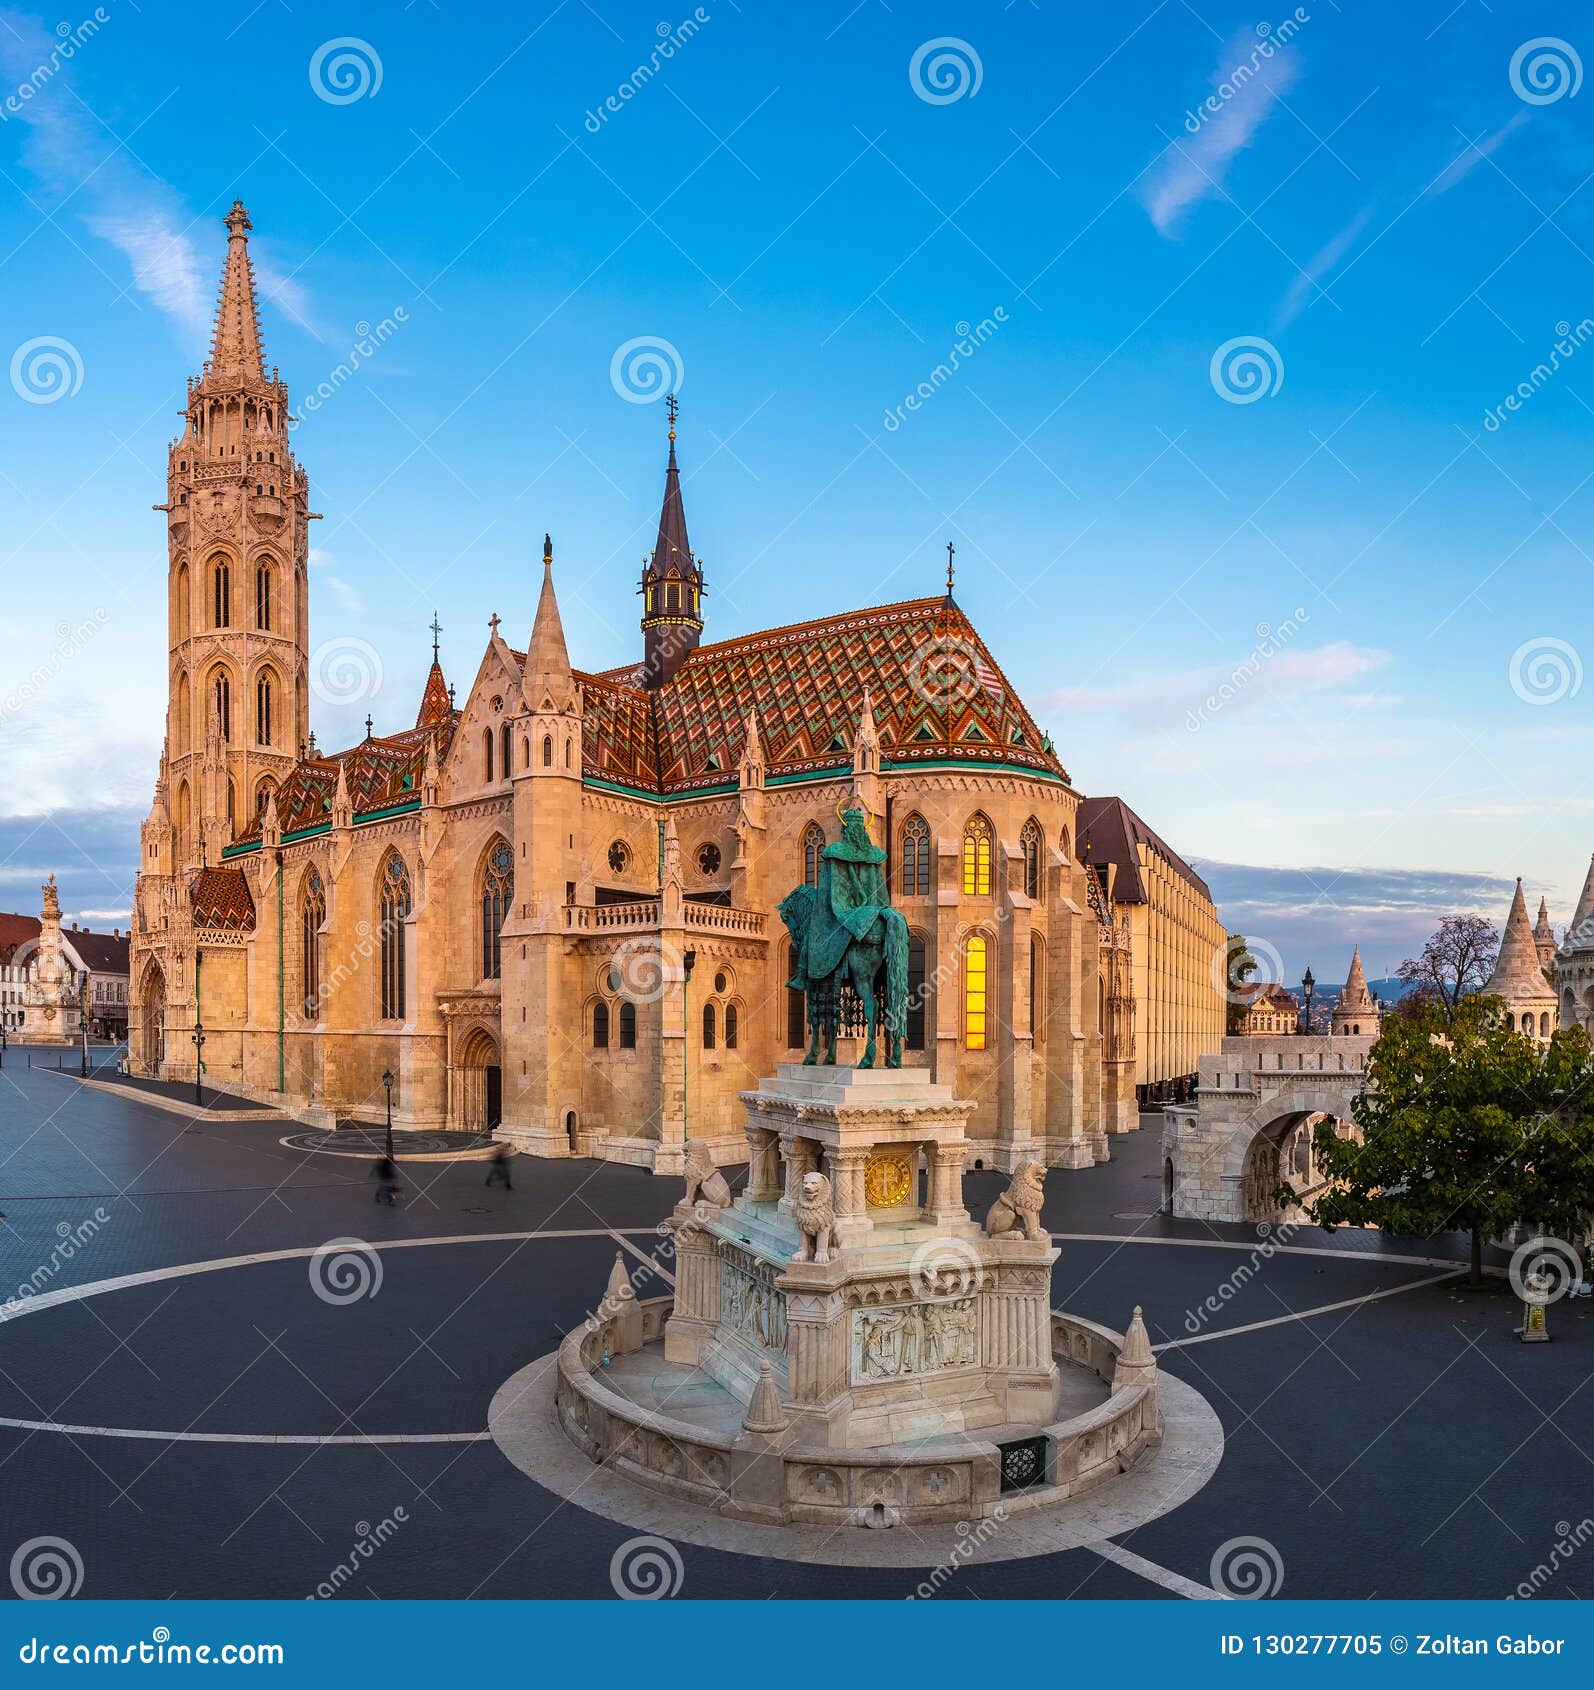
[159,201,312,866]
[638,395,704,689]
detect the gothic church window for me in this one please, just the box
[1021,818,1043,901]
[480,839,513,981]
[619,1000,637,1049]
[697,842,721,876]
[900,814,930,896]
[802,824,825,888]
[592,1000,609,1049]
[302,869,325,1019]
[964,933,988,1050]
[379,853,411,1021]
[962,814,992,897]
[212,559,230,628]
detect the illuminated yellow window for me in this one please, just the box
[964,934,988,1049]
[962,815,992,896]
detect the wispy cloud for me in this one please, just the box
[1191,858,1518,979]
[1275,205,1373,327]
[1048,640,1391,730]
[0,6,287,344]
[1429,111,1529,196]
[1143,29,1301,235]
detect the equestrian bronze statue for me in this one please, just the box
[778,802,910,1069]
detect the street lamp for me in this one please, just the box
[681,948,697,1147]
[382,1069,395,1161]
[191,1016,206,1106]
[1300,966,1316,1036]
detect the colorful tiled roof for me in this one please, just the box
[232,715,457,846]
[190,867,256,931]
[224,594,1062,844]
[585,596,1066,795]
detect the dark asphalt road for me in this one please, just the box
[0,1055,1585,1600]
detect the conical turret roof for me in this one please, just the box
[1342,945,1371,1008]
[1485,879,1558,1003]
[1566,855,1594,954]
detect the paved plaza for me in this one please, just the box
[0,1052,1587,1601]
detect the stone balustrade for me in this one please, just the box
[555,1294,1160,1527]
[558,900,765,939]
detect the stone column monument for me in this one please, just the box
[22,875,77,1047]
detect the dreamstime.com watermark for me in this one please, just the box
[1184,11,1310,133]
[1483,319,1594,430]
[1509,37,1582,106]
[9,336,84,404]
[906,1510,1008,1597]
[1,608,108,719]
[291,311,408,429]
[1509,637,1582,707]
[1508,1518,1594,1598]
[0,1210,111,1319]
[584,11,710,132]
[0,10,110,122]
[1184,1220,1304,1333]
[882,310,1009,432]
[307,1509,409,1599]
[1185,607,1309,731]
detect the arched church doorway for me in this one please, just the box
[139,963,166,1074]
[455,1028,502,1131]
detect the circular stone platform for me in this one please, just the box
[277,1128,504,1161]
[488,1346,1224,1569]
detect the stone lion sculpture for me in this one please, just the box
[682,1139,732,1211]
[793,1171,836,1265]
[984,1160,1048,1242]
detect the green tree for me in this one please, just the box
[1299,995,1594,1286]
[1224,933,1257,1035]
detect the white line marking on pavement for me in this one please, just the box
[1153,1269,1465,1351]
[0,1417,489,1446]
[1089,1539,1229,1599]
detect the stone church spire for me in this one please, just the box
[158,201,311,871]
[639,395,704,690]
[208,202,266,381]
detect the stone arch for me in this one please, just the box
[454,1025,502,1130]
[175,562,191,641]
[137,958,166,1073]
[1222,1087,1361,1221]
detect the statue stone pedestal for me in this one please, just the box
[663,1064,1059,1450]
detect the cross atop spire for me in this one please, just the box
[207,200,266,383]
[945,540,956,598]
[666,391,678,440]
[430,612,442,661]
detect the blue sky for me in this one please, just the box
[0,0,1591,984]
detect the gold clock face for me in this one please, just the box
[863,1151,914,1209]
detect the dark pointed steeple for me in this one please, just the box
[639,395,704,689]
